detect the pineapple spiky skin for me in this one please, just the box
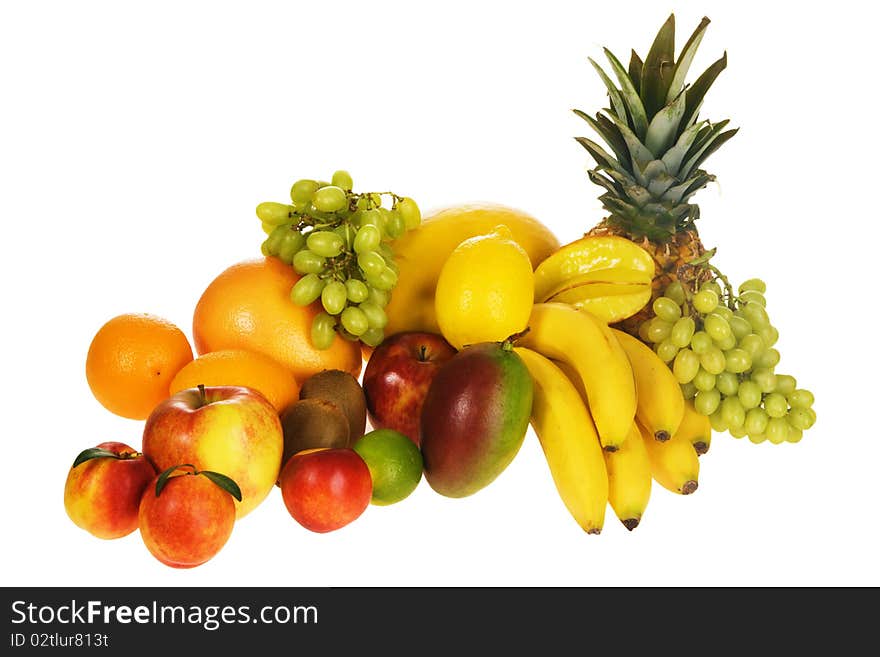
[588,218,713,335]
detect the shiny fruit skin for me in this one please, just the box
[279,448,372,533]
[362,331,457,446]
[192,257,362,383]
[86,313,194,420]
[64,442,157,540]
[383,203,559,338]
[420,341,533,498]
[138,472,236,569]
[142,386,283,519]
[169,348,300,413]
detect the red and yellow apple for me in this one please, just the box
[362,331,456,445]
[63,441,157,540]
[279,448,372,533]
[138,465,237,568]
[142,385,282,519]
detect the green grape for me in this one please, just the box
[774,374,797,396]
[724,348,752,374]
[753,348,780,369]
[713,306,734,322]
[321,281,348,315]
[729,316,752,340]
[709,410,728,432]
[655,339,679,363]
[653,297,682,322]
[397,197,421,230]
[737,380,762,410]
[694,388,721,415]
[353,224,381,254]
[368,267,398,291]
[306,231,345,258]
[693,368,716,392]
[358,208,383,232]
[359,302,388,329]
[313,185,348,213]
[345,279,369,303]
[290,274,325,306]
[738,278,766,294]
[680,381,697,400]
[744,407,769,435]
[331,170,353,191]
[334,223,355,250]
[699,346,726,375]
[747,433,767,444]
[638,320,653,343]
[292,248,324,275]
[290,179,320,204]
[758,325,779,348]
[670,316,695,348]
[690,331,712,354]
[739,290,766,307]
[367,286,390,308]
[703,313,732,342]
[261,220,278,235]
[804,407,817,428]
[752,368,777,393]
[263,224,291,255]
[672,348,700,384]
[788,389,814,409]
[260,241,271,257]
[278,230,307,263]
[358,251,386,278]
[645,317,673,343]
[700,280,722,296]
[664,282,686,306]
[787,407,814,431]
[360,327,385,348]
[741,301,769,329]
[385,210,406,239]
[729,424,747,439]
[786,426,803,444]
[340,306,369,336]
[337,327,361,342]
[256,201,294,225]
[763,392,788,418]
[738,333,765,357]
[311,312,337,350]
[714,333,737,350]
[692,289,719,314]
[716,371,739,396]
[766,417,789,444]
[721,396,746,429]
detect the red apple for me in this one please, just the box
[142,384,283,519]
[362,331,456,445]
[64,441,157,540]
[279,448,372,533]
[138,465,237,568]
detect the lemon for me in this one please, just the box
[434,225,534,350]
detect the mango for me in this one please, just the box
[419,340,533,498]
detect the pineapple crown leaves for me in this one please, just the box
[575,14,738,241]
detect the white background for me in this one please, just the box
[2,0,878,587]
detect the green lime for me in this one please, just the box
[352,429,423,506]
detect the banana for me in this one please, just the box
[533,234,655,302]
[518,303,636,451]
[603,422,653,531]
[514,347,608,534]
[637,420,700,495]
[678,399,714,456]
[611,328,685,442]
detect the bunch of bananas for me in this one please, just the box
[515,241,712,533]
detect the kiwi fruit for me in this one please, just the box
[278,398,350,471]
[299,369,367,441]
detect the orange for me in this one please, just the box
[86,313,194,420]
[192,257,362,382]
[169,349,300,413]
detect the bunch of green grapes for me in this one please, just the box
[638,275,816,444]
[256,170,420,350]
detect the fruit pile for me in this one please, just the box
[66,13,817,563]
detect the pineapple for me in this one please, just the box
[576,14,737,334]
